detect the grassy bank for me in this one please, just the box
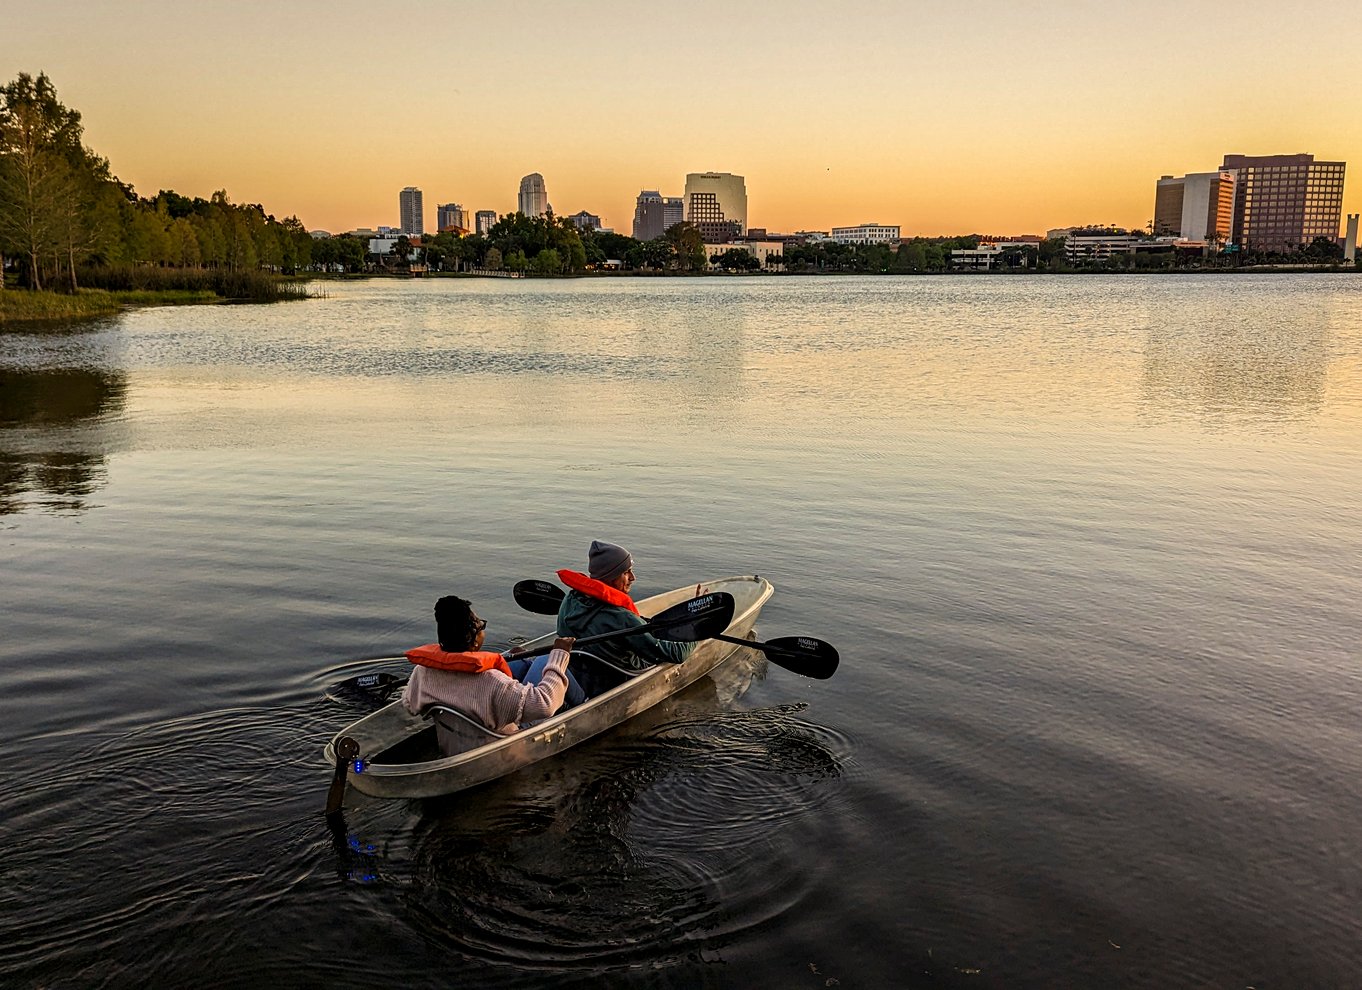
[2,266,311,324]
[77,265,310,301]
[1,287,220,324]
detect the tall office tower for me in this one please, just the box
[1154,171,1235,241]
[437,203,468,231]
[1220,153,1346,252]
[632,191,685,240]
[518,173,549,217]
[684,172,747,235]
[663,196,683,232]
[1346,214,1359,263]
[475,210,497,235]
[633,190,664,240]
[399,186,424,236]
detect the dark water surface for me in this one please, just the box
[2,275,1360,988]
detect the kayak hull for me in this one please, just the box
[323,574,774,799]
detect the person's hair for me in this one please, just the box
[434,596,479,652]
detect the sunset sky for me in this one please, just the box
[7,0,1361,237]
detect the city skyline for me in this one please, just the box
[5,1,1360,237]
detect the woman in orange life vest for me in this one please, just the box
[556,540,695,696]
[402,596,586,734]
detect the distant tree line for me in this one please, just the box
[0,72,312,294]
[408,214,711,276]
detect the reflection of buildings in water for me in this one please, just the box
[0,367,127,514]
[384,646,842,976]
[1140,317,1328,426]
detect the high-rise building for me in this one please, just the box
[632,191,685,240]
[633,190,661,240]
[1220,153,1346,252]
[475,210,497,236]
[437,203,468,232]
[1346,214,1359,263]
[567,211,603,232]
[684,172,747,237]
[1153,172,1235,242]
[663,196,683,232]
[518,173,549,217]
[399,186,424,236]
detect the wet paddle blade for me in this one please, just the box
[756,635,840,680]
[512,579,565,616]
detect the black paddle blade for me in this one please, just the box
[648,591,735,642]
[518,591,737,659]
[758,636,840,680]
[336,670,406,702]
[513,579,565,616]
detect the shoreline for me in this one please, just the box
[309,264,1361,280]
[5,263,1355,327]
[0,287,223,325]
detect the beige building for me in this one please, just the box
[1154,171,1235,242]
[518,173,549,217]
[705,240,784,269]
[830,223,901,245]
[684,172,747,235]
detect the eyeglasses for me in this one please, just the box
[472,618,487,633]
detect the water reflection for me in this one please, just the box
[364,651,845,980]
[0,366,126,514]
[1139,310,1328,427]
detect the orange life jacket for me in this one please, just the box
[405,644,513,676]
[557,569,640,615]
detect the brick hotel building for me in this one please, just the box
[1221,153,1346,253]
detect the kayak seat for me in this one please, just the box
[569,649,644,698]
[427,704,502,757]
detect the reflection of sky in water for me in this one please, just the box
[5,275,1362,987]
[3,275,1362,516]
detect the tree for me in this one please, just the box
[665,222,706,271]
[532,247,561,275]
[641,237,672,270]
[713,247,759,271]
[0,72,92,290]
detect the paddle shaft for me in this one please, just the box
[516,616,691,660]
[511,578,838,678]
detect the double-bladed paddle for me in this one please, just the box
[512,579,839,679]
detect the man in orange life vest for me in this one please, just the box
[556,540,694,694]
[403,596,585,735]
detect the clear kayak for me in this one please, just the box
[323,575,774,799]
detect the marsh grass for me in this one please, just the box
[2,286,239,324]
[76,265,310,301]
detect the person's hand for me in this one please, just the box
[506,646,526,658]
[552,636,575,654]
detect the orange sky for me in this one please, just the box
[6,0,1361,237]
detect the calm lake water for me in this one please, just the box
[3,274,1361,988]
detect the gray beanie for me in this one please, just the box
[588,540,633,581]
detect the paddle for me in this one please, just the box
[512,579,840,679]
[512,590,736,661]
[325,735,360,816]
